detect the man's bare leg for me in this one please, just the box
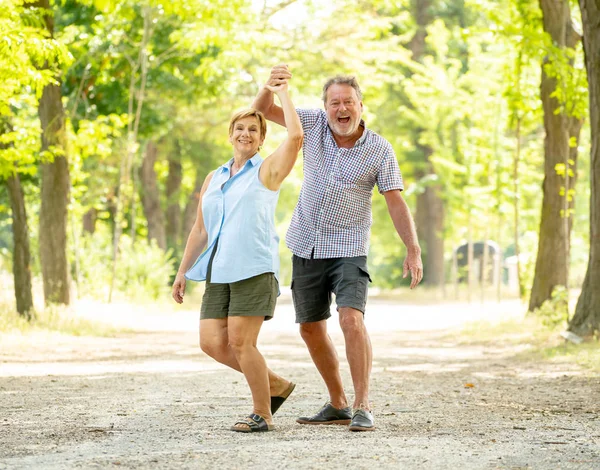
[299,320,348,409]
[338,307,372,409]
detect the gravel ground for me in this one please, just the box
[1,299,599,469]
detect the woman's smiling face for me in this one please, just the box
[230,116,264,156]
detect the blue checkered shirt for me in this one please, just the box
[286,108,404,259]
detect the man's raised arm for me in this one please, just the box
[252,64,291,127]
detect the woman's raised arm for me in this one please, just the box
[259,83,303,191]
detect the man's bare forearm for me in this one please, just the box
[253,86,285,126]
[252,86,274,114]
[384,190,421,254]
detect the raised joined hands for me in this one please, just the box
[266,64,292,90]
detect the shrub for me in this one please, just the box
[77,233,174,302]
[533,285,569,330]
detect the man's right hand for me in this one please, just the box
[267,64,292,88]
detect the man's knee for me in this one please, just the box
[299,321,326,343]
[338,307,364,334]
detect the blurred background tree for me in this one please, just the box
[0,0,597,335]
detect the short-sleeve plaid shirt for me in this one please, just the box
[286,108,404,259]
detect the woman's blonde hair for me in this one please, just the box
[228,108,267,140]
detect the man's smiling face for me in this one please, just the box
[324,84,363,138]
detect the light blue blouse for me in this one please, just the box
[185,153,280,284]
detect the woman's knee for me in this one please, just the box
[227,333,253,356]
[227,317,262,354]
[199,336,228,359]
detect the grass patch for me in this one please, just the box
[0,302,125,337]
[457,314,600,372]
[529,340,600,373]
[458,316,551,345]
[372,285,521,305]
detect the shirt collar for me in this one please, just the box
[221,153,262,173]
[356,120,368,146]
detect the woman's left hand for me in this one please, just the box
[265,81,288,94]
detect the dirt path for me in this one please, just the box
[1,300,599,469]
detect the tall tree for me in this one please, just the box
[1,119,34,318]
[35,0,71,305]
[0,0,69,314]
[568,0,600,336]
[166,141,183,251]
[5,171,34,318]
[529,0,581,311]
[139,141,166,250]
[408,0,446,287]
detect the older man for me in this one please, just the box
[253,65,423,431]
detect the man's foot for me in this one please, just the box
[349,407,375,432]
[296,402,352,425]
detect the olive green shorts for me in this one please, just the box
[200,273,278,321]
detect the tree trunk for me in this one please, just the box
[5,173,34,319]
[183,168,203,238]
[529,0,579,311]
[569,0,600,336]
[567,117,583,237]
[139,141,166,250]
[415,163,445,286]
[409,0,445,287]
[82,208,97,234]
[166,141,183,250]
[37,0,70,305]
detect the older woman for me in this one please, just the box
[171,82,302,433]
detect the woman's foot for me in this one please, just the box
[269,378,293,397]
[231,413,274,432]
[271,381,296,415]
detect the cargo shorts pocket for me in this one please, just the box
[356,265,372,298]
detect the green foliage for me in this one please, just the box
[0,1,71,182]
[0,0,72,110]
[0,0,593,308]
[76,233,174,301]
[533,285,569,329]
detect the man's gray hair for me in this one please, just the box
[322,75,363,103]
